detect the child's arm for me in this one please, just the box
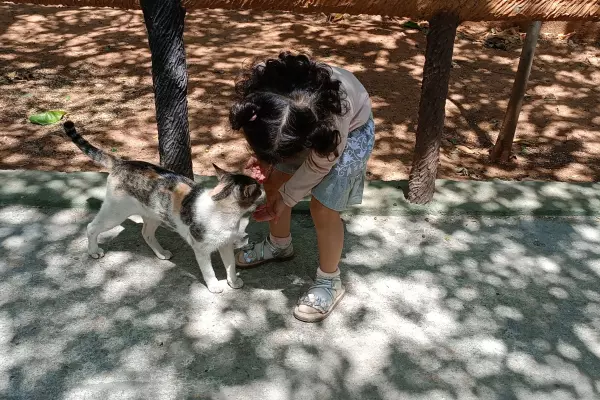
[278,119,350,207]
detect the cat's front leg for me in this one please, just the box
[219,241,243,289]
[191,245,222,293]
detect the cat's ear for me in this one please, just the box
[243,184,258,198]
[212,163,227,181]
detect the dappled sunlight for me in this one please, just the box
[339,214,600,398]
[2,5,598,182]
[3,170,600,398]
[2,2,600,398]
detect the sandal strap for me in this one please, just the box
[298,277,341,313]
[265,236,288,258]
[239,236,287,263]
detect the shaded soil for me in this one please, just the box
[1,3,599,182]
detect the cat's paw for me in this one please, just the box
[227,277,244,289]
[207,282,223,293]
[156,250,172,260]
[89,248,105,259]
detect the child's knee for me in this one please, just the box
[310,198,339,225]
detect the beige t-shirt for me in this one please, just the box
[279,66,372,207]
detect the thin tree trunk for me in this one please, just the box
[407,12,459,204]
[490,21,542,162]
[141,0,194,179]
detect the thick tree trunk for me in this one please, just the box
[407,12,459,204]
[141,0,194,179]
[490,21,542,162]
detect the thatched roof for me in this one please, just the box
[5,0,600,21]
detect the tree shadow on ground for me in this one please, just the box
[0,4,599,182]
[2,174,600,399]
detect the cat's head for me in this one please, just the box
[210,164,264,212]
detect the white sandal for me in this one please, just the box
[235,236,294,269]
[294,276,345,322]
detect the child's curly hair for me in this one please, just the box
[229,52,347,164]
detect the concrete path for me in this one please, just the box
[1,170,600,400]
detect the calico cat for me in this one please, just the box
[63,121,263,293]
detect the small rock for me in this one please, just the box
[456,166,470,176]
[457,145,475,154]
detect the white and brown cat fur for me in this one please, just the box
[63,121,263,293]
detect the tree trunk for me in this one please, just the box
[407,12,459,204]
[141,0,194,179]
[490,21,542,162]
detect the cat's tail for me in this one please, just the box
[63,121,116,169]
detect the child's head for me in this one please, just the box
[229,52,347,164]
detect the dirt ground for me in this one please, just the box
[1,3,600,182]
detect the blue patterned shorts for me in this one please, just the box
[275,116,375,211]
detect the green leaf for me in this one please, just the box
[111,147,117,152]
[520,145,528,155]
[402,21,421,30]
[28,110,67,125]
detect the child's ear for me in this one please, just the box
[212,163,228,181]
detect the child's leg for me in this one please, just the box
[265,169,293,238]
[235,168,294,268]
[293,197,345,323]
[310,197,343,272]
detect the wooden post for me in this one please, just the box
[141,0,194,179]
[407,12,459,204]
[490,21,542,162]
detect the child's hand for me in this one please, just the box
[252,192,289,223]
[252,204,275,222]
[245,156,272,184]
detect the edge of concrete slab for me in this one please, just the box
[1,169,600,216]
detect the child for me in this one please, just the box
[229,52,374,322]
